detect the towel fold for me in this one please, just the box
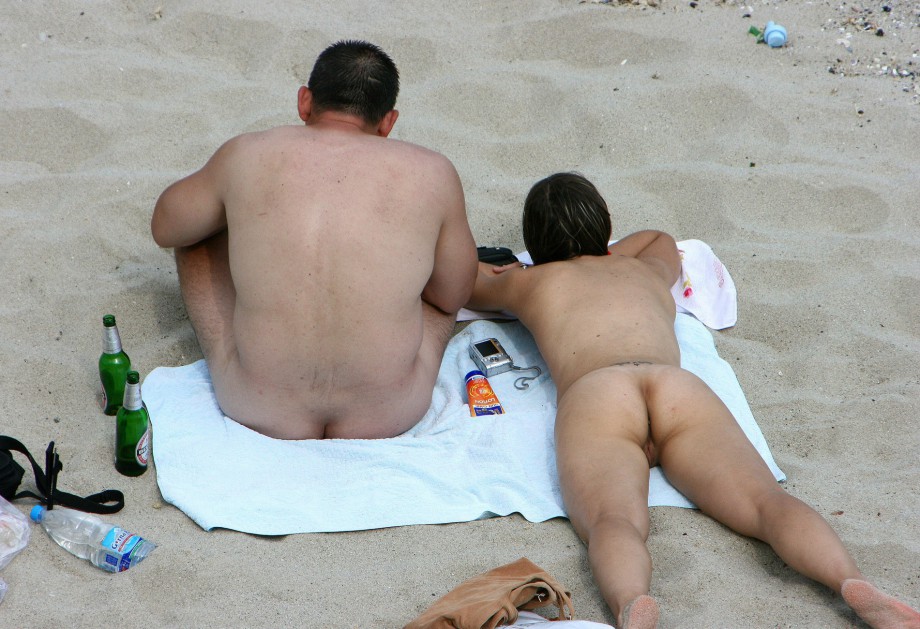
[143,313,783,535]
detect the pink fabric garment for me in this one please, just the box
[405,557,575,629]
[669,239,737,330]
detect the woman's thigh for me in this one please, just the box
[555,368,654,540]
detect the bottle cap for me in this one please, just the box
[30,505,45,522]
[464,370,485,382]
[103,314,116,327]
[764,21,787,47]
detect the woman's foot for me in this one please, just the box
[618,595,659,629]
[840,578,920,629]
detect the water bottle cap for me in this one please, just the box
[30,505,45,522]
[765,23,787,47]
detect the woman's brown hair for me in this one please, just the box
[522,172,611,265]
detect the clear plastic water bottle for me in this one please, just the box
[30,505,156,573]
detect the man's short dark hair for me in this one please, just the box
[522,172,612,265]
[307,40,399,124]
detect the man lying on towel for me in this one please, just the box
[466,172,919,629]
[150,40,477,440]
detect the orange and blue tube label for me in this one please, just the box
[465,370,505,416]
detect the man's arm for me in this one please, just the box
[151,139,236,249]
[420,161,478,314]
[609,230,681,286]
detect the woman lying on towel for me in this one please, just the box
[466,172,920,629]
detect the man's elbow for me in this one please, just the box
[424,258,477,314]
[452,275,477,314]
[422,283,473,316]
[150,219,166,248]
[150,207,175,249]
[150,187,176,247]
[150,210,189,250]
[453,255,479,311]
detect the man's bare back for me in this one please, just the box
[151,41,477,439]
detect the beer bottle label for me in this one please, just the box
[135,430,150,466]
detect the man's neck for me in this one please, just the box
[306,111,377,135]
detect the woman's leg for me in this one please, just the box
[647,366,918,628]
[555,368,660,629]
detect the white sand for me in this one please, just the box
[1,1,918,626]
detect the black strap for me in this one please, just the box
[477,246,519,266]
[0,449,25,500]
[0,436,124,514]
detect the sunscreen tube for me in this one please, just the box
[465,370,505,416]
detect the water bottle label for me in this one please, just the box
[101,527,145,572]
[135,430,150,466]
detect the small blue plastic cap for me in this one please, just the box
[764,22,787,47]
[30,505,45,522]
[464,370,484,382]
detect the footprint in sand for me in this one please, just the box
[0,107,108,172]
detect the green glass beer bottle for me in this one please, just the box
[115,371,150,477]
[99,314,131,416]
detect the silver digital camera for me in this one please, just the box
[468,338,514,378]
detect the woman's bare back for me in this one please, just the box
[510,254,681,398]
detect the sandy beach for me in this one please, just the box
[2,1,918,627]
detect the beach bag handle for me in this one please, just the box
[0,436,124,514]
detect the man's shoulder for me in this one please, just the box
[228,125,303,146]
[385,137,454,166]
[210,126,299,159]
[376,139,461,194]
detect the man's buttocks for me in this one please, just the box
[209,320,438,440]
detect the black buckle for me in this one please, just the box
[44,442,61,510]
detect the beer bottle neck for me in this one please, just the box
[122,381,143,411]
[102,326,123,354]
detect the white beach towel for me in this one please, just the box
[459,239,737,330]
[144,314,783,535]
[507,611,613,628]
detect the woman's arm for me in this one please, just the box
[465,261,528,314]
[609,230,681,286]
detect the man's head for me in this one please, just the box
[306,40,399,125]
[522,172,612,265]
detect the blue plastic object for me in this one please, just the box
[764,21,787,47]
